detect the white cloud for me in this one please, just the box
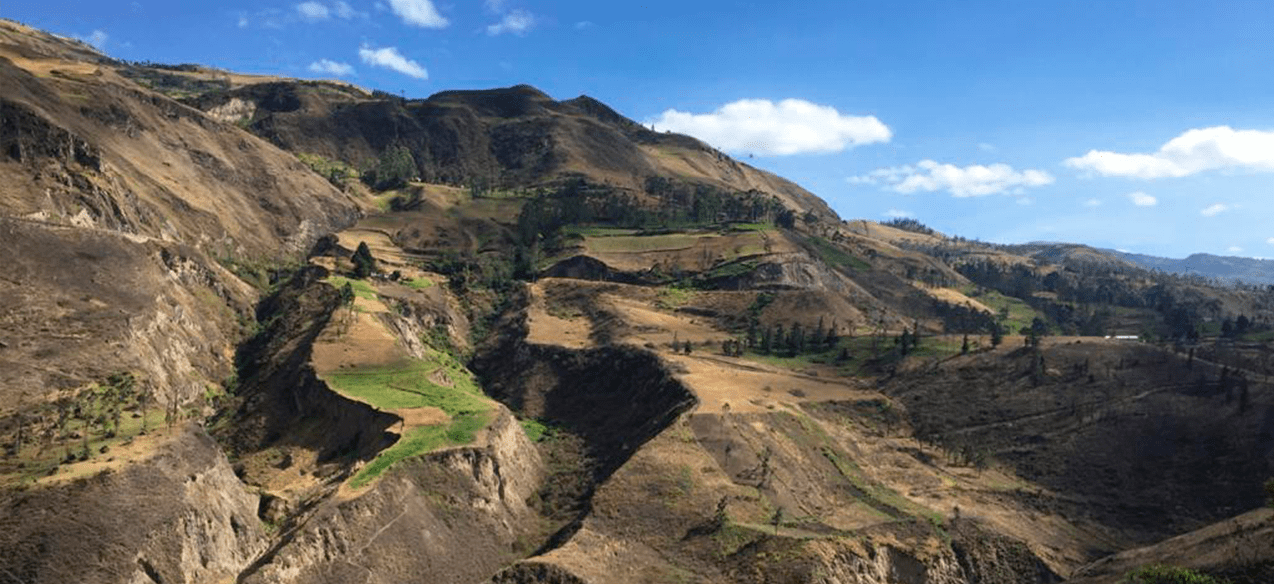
[296,2,329,19]
[1065,126,1274,179]
[883,209,913,218]
[308,59,355,76]
[75,30,108,50]
[332,1,362,18]
[575,20,594,29]
[388,0,448,28]
[1017,197,1034,205]
[296,1,365,20]
[1083,198,1102,207]
[1228,246,1244,253]
[649,99,891,156]
[484,0,507,12]
[1266,237,1274,245]
[851,160,1053,197]
[237,15,250,27]
[1201,203,1231,217]
[486,9,535,36]
[1129,191,1157,207]
[978,142,997,152]
[359,45,428,79]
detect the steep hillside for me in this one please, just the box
[3,18,1274,584]
[185,81,838,221]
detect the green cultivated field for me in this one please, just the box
[323,276,377,300]
[585,233,702,253]
[325,347,495,488]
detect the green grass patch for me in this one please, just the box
[348,411,490,489]
[585,233,702,253]
[403,276,434,290]
[296,152,359,182]
[322,352,491,416]
[806,236,870,271]
[519,418,551,442]
[962,287,1042,333]
[725,222,773,232]
[561,225,644,238]
[655,286,696,309]
[323,275,377,300]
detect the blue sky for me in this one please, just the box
[7,0,1274,258]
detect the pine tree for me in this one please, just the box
[961,334,970,354]
[351,242,376,279]
[990,325,1003,348]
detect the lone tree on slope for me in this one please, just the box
[352,242,376,279]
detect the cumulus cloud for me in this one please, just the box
[308,59,355,76]
[1201,203,1231,217]
[883,209,913,218]
[1267,237,1274,245]
[359,45,428,79]
[1065,126,1274,179]
[75,30,108,50]
[649,99,890,156]
[1228,246,1244,253]
[388,0,448,28]
[575,21,595,29]
[1083,198,1102,207]
[487,10,535,36]
[850,160,1053,197]
[1128,191,1157,207]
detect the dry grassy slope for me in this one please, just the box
[0,19,364,411]
[481,286,1072,583]
[1069,507,1274,584]
[0,19,360,257]
[883,338,1274,551]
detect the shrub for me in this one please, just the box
[1124,565,1228,584]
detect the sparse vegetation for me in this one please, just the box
[1123,565,1229,584]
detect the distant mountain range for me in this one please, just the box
[1107,250,1274,286]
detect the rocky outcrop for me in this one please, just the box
[240,408,544,584]
[0,425,267,584]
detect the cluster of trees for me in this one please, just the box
[750,317,841,357]
[882,217,937,236]
[932,299,999,334]
[361,146,418,191]
[643,176,793,227]
[954,259,1232,340]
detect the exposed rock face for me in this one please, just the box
[0,426,267,584]
[241,408,544,584]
